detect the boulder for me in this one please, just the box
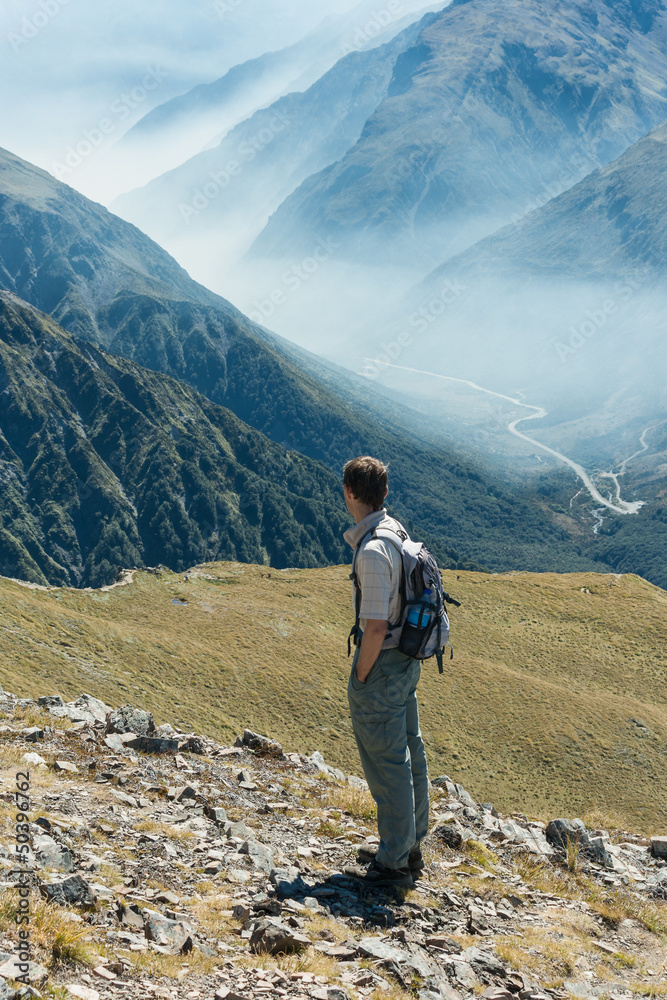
[433,815,465,849]
[116,902,144,930]
[454,784,477,808]
[432,775,458,797]
[451,960,479,989]
[545,818,587,850]
[0,956,49,984]
[646,870,667,899]
[183,735,206,754]
[37,695,64,708]
[307,751,345,780]
[585,836,615,868]
[33,833,74,872]
[357,936,409,966]
[249,918,309,954]
[205,805,228,824]
[460,947,506,979]
[122,735,180,753]
[650,836,667,859]
[21,727,45,742]
[495,820,553,856]
[65,985,100,999]
[54,760,79,773]
[240,839,274,874]
[546,819,616,867]
[51,694,111,725]
[40,875,96,907]
[143,909,193,953]
[227,821,254,840]
[237,729,283,756]
[106,705,155,737]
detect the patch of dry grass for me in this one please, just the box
[496,924,579,984]
[463,839,501,871]
[190,891,235,940]
[235,947,344,983]
[132,819,196,842]
[319,781,376,822]
[515,858,667,939]
[0,889,98,969]
[125,948,219,978]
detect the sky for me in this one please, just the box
[0,0,360,175]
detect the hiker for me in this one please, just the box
[343,456,429,888]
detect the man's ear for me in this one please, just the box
[384,486,389,499]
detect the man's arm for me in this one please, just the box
[355,618,388,682]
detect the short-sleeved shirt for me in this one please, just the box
[343,509,405,649]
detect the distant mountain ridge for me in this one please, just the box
[418,121,667,285]
[108,0,447,195]
[251,0,667,267]
[112,10,440,262]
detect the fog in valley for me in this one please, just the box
[3,0,666,536]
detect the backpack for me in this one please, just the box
[348,523,461,673]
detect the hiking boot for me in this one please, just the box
[347,858,414,888]
[408,844,425,874]
[357,843,425,876]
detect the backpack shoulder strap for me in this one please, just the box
[347,527,376,656]
[360,525,408,630]
[347,523,410,654]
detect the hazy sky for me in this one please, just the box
[0,0,360,171]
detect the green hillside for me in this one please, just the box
[1,561,665,830]
[0,291,349,585]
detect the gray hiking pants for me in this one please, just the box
[348,645,430,869]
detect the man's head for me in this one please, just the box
[343,456,389,521]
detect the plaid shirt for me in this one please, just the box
[344,509,405,648]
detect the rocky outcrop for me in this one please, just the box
[0,689,665,1000]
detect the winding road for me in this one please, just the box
[597,420,666,505]
[374,362,647,516]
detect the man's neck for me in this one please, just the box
[353,504,377,524]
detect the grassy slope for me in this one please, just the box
[1,562,665,830]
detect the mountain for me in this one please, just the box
[0,291,352,586]
[108,0,446,195]
[421,121,667,285]
[250,0,667,270]
[0,145,616,583]
[390,121,667,411]
[112,11,439,266]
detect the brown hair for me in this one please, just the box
[343,456,388,510]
